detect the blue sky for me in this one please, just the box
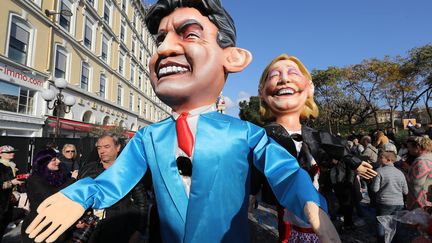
[145,0,432,117]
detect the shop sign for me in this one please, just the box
[0,62,45,90]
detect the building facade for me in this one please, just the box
[0,0,170,137]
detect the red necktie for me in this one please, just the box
[176,112,194,157]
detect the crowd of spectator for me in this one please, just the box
[1,124,432,243]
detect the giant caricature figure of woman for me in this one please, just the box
[258,54,378,242]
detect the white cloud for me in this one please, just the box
[221,91,252,118]
[236,91,251,104]
[223,96,234,109]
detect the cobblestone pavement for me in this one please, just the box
[3,202,418,243]
[248,202,379,243]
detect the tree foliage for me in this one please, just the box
[238,96,265,126]
[238,44,432,135]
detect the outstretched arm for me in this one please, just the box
[304,202,341,243]
[356,161,377,180]
[25,129,149,242]
[26,193,84,242]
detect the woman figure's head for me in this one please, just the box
[62,144,77,160]
[258,54,318,122]
[33,149,67,187]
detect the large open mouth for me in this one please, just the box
[274,87,297,96]
[157,61,191,79]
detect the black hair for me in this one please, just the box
[145,0,236,48]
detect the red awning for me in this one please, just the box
[47,116,136,138]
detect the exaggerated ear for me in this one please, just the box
[308,81,315,98]
[223,47,252,73]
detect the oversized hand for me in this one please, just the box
[304,202,341,243]
[25,192,85,242]
[356,161,378,180]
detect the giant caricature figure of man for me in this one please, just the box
[26,1,340,242]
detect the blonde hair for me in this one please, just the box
[258,54,318,121]
[62,144,77,158]
[380,151,397,163]
[407,135,432,152]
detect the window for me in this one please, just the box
[137,97,141,115]
[8,16,31,65]
[144,101,147,118]
[84,18,94,50]
[118,50,125,74]
[122,0,127,11]
[103,0,111,24]
[120,18,126,42]
[101,34,109,62]
[0,80,35,115]
[87,0,95,8]
[130,64,135,83]
[80,62,90,91]
[131,36,136,56]
[99,74,106,98]
[129,92,134,110]
[138,71,142,89]
[117,84,122,105]
[139,47,143,61]
[132,11,136,27]
[54,46,68,79]
[59,0,73,32]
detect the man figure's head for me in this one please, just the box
[145,0,252,112]
[96,133,121,169]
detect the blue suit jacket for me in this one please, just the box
[63,112,326,242]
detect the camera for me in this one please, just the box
[71,212,100,243]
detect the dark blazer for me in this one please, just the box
[251,123,361,205]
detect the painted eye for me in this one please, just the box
[184,32,200,39]
[268,70,280,79]
[287,67,300,76]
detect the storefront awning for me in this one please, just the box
[47,116,136,138]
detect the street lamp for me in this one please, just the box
[41,78,76,140]
[44,9,73,17]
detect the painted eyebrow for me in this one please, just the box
[175,19,204,34]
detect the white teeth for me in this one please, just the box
[158,65,189,77]
[277,88,295,95]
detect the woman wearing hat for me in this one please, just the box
[21,149,74,242]
[0,145,23,237]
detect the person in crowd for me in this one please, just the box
[21,148,74,242]
[59,144,79,179]
[0,145,23,237]
[76,133,147,243]
[397,142,408,162]
[358,135,379,207]
[371,151,408,243]
[406,135,432,210]
[374,131,397,155]
[256,54,377,241]
[385,127,396,143]
[26,1,341,242]
[408,123,426,136]
[45,142,59,153]
[360,135,378,165]
[351,138,364,156]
